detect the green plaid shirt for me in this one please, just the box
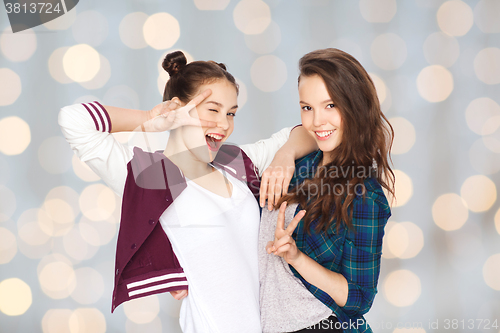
[288,151,391,333]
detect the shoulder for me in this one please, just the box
[356,177,391,218]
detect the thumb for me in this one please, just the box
[265,241,275,254]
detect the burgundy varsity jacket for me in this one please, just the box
[111,145,260,312]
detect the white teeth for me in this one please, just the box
[315,130,333,137]
[207,133,223,140]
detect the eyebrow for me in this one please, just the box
[206,101,238,109]
[299,99,334,104]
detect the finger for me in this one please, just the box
[285,209,306,234]
[273,181,283,210]
[186,89,212,108]
[164,100,180,113]
[178,290,188,300]
[273,234,293,250]
[259,173,269,208]
[275,201,287,232]
[273,243,292,256]
[267,176,277,211]
[282,168,293,195]
[265,241,274,254]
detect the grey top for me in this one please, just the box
[259,203,333,333]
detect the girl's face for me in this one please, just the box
[176,79,238,163]
[298,75,343,154]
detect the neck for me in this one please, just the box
[163,129,214,179]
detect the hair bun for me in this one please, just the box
[162,51,188,77]
[208,60,227,71]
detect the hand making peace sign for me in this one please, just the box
[266,201,306,265]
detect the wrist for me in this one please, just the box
[289,249,305,268]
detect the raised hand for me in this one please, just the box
[259,155,295,211]
[266,201,306,265]
[147,89,217,131]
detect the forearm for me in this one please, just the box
[104,105,151,133]
[291,250,349,307]
[278,125,317,160]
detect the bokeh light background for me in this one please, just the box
[1,0,500,332]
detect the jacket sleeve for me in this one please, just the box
[58,102,133,196]
[239,126,293,176]
[340,192,391,317]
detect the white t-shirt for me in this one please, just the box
[160,167,261,333]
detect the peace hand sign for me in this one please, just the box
[266,201,306,265]
[148,89,217,131]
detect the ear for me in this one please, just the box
[171,97,185,107]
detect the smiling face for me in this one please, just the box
[175,79,238,163]
[299,74,343,158]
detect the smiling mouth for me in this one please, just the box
[205,133,224,151]
[314,130,335,141]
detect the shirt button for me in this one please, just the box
[242,175,246,179]
[131,243,137,249]
[116,269,119,275]
[165,196,170,202]
[149,219,155,225]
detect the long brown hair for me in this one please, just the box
[279,48,395,233]
[162,50,238,103]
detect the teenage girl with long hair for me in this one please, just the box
[259,48,395,333]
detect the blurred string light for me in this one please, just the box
[423,32,460,68]
[386,169,413,207]
[0,116,31,155]
[416,65,454,103]
[63,44,101,83]
[79,54,111,90]
[468,139,500,175]
[483,254,500,291]
[123,295,160,324]
[194,0,230,10]
[0,27,37,62]
[382,221,424,259]
[389,117,416,155]
[437,0,473,37]
[16,208,53,259]
[474,47,500,85]
[370,33,407,71]
[42,308,107,333]
[48,47,73,84]
[250,55,287,92]
[369,73,387,104]
[119,12,149,49]
[474,0,500,33]
[432,193,469,231]
[233,0,271,35]
[37,254,76,299]
[72,155,101,182]
[383,269,421,307]
[244,21,281,54]
[0,68,22,106]
[0,278,32,316]
[79,184,116,221]
[143,13,180,50]
[460,175,497,213]
[70,267,105,304]
[359,0,397,23]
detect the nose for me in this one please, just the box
[312,110,326,127]
[217,114,229,131]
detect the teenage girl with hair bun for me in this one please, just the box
[59,50,316,333]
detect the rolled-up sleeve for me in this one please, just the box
[340,193,391,317]
[58,102,133,196]
[239,126,293,176]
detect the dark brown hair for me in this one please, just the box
[162,51,238,103]
[278,48,395,233]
